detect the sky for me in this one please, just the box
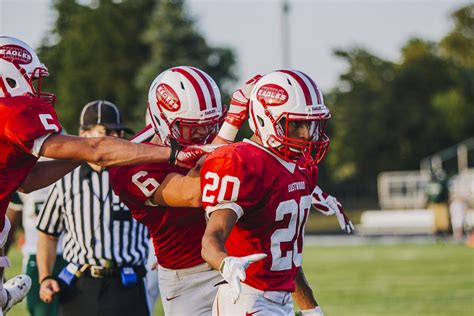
[0,0,469,91]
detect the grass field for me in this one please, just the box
[6,242,473,316]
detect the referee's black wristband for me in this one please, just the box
[40,275,56,285]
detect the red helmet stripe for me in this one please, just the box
[190,66,217,109]
[172,67,206,111]
[130,123,154,143]
[278,69,313,105]
[300,71,322,104]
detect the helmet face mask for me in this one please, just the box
[28,67,56,106]
[0,37,55,106]
[249,69,331,167]
[262,109,330,167]
[168,115,223,145]
[148,66,223,146]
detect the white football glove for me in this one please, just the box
[217,74,262,142]
[311,186,354,234]
[219,253,267,303]
[300,306,324,316]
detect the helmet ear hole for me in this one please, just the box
[6,78,17,89]
[256,115,265,128]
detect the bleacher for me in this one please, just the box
[357,209,434,235]
[360,138,474,236]
[357,208,474,235]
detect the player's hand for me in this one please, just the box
[300,306,325,316]
[218,74,262,141]
[226,74,262,129]
[169,138,223,168]
[39,278,61,304]
[219,253,267,303]
[311,186,354,234]
[175,144,223,168]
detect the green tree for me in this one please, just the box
[39,0,235,133]
[323,48,396,197]
[324,4,474,202]
[440,4,474,68]
[436,4,474,141]
[136,0,236,105]
[39,0,155,132]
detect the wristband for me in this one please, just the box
[39,275,56,285]
[168,138,181,165]
[217,121,239,142]
[300,306,324,316]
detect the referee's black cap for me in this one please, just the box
[80,100,134,134]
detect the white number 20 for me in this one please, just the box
[270,195,311,271]
[202,172,240,204]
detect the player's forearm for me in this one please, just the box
[293,267,319,310]
[19,160,81,193]
[152,169,202,207]
[41,134,172,167]
[95,138,171,167]
[201,227,230,271]
[201,210,237,270]
[37,232,59,282]
[4,208,22,254]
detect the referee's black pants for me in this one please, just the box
[58,272,149,316]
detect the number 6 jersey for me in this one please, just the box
[0,95,61,219]
[201,139,319,292]
[109,126,207,270]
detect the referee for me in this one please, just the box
[36,101,150,316]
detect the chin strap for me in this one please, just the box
[168,138,182,165]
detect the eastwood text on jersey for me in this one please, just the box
[288,181,305,192]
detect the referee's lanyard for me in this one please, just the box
[85,170,130,222]
[85,169,109,205]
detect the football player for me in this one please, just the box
[201,69,353,315]
[0,37,216,314]
[109,66,260,315]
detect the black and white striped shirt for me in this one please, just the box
[37,164,149,266]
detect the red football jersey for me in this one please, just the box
[201,139,318,292]
[109,137,206,269]
[0,95,61,220]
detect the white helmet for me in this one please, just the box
[148,66,223,146]
[0,36,55,105]
[249,69,331,166]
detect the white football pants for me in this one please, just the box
[212,282,294,316]
[158,262,221,316]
